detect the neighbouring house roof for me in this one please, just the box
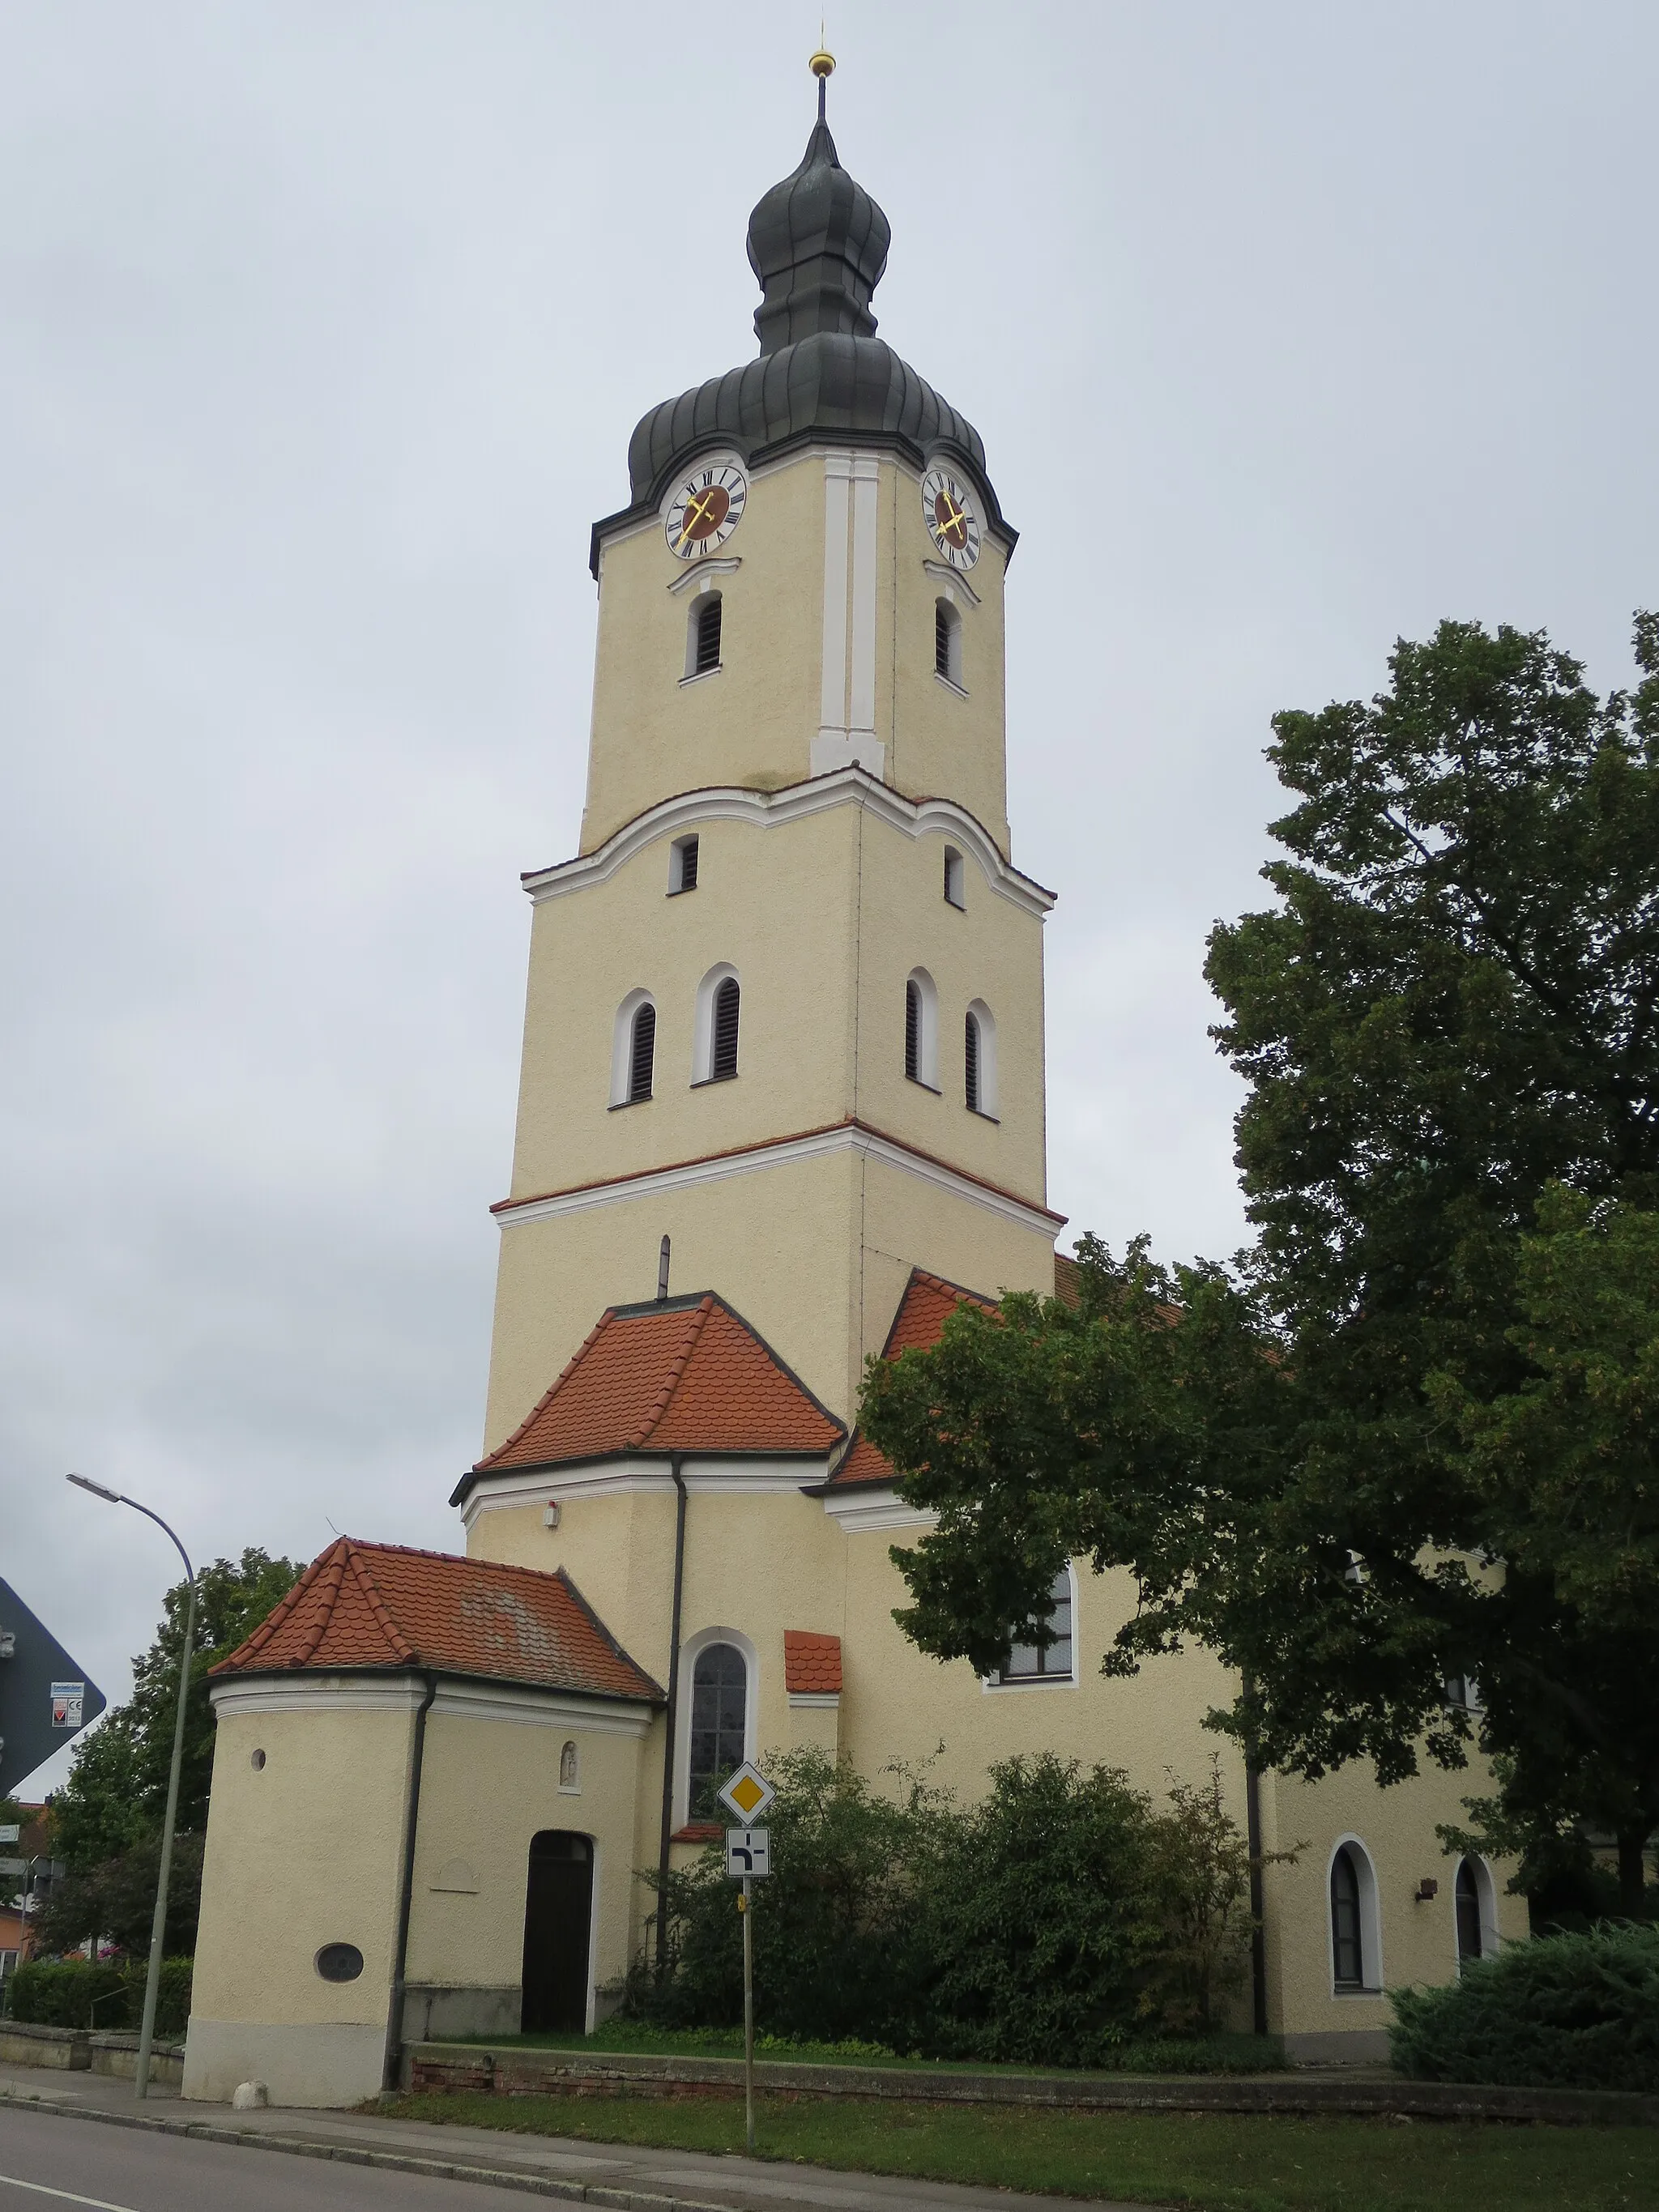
[783,1630,842,1694]
[827,1267,998,1492]
[457,1293,844,1503]
[211,1537,662,1703]
[1053,1251,1083,1308]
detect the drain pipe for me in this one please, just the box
[1244,1756,1269,2038]
[655,1453,689,1973]
[384,1669,438,2090]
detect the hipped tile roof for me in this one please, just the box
[783,1630,842,1694]
[211,1538,662,1703]
[464,1294,843,1492]
[829,1267,998,1491]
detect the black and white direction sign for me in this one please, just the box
[725,1827,771,1878]
[0,1578,106,1794]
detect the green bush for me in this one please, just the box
[630,1747,1260,2064]
[7,1956,193,2038]
[8,1960,127,2029]
[1390,1924,1659,2093]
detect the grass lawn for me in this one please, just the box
[381,2089,1659,2212]
[444,2017,1289,2076]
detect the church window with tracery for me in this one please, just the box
[688,1642,747,1818]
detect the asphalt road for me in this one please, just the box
[0,2103,554,2212]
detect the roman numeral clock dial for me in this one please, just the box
[665,459,748,559]
[921,467,981,570]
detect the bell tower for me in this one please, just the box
[479,58,1061,1458]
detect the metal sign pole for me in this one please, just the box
[741,1873,755,2151]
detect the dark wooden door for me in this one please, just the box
[520,1831,593,2033]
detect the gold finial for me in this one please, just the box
[809,46,836,79]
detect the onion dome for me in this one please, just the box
[602,77,1009,561]
[746,117,890,352]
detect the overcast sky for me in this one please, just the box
[4,2,1654,1790]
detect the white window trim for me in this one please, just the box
[934,597,965,690]
[609,989,656,1107]
[674,1624,758,1829]
[966,998,999,1118]
[944,846,966,910]
[683,590,723,683]
[669,835,699,896]
[906,966,940,1090]
[692,963,740,1085]
[1454,1852,1502,1973]
[983,1561,1079,1694]
[1327,1834,1385,1996]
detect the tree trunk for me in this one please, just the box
[1616,1829,1649,1916]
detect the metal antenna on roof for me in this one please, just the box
[810,36,834,122]
[657,1234,672,1302]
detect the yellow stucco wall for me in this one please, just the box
[582,450,1012,856]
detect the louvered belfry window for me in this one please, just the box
[935,603,951,677]
[679,837,699,891]
[965,1010,981,1112]
[905,980,921,1082]
[629,1002,655,1102]
[711,976,740,1080]
[695,595,723,676]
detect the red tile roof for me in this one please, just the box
[211,1538,662,1703]
[464,1294,843,1492]
[783,1630,842,1694]
[828,1268,998,1491]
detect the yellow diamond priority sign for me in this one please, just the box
[716,1760,775,1822]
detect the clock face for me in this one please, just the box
[665,459,748,560]
[921,467,981,570]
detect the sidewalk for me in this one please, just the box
[0,2060,1153,2212]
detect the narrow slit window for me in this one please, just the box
[934,599,963,687]
[905,980,920,1083]
[693,594,722,676]
[629,1002,655,1102]
[1456,1859,1484,1965]
[710,976,740,1080]
[671,836,699,894]
[944,848,966,907]
[965,1011,981,1113]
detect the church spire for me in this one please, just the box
[746,49,890,355]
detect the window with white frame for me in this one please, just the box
[684,591,723,680]
[934,599,964,688]
[688,1643,748,1819]
[904,967,939,1089]
[692,965,741,1085]
[965,999,997,1117]
[999,1566,1073,1682]
[609,990,657,1107]
[943,846,966,908]
[670,835,700,894]
[1328,1839,1381,1993]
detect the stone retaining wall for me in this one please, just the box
[402,2039,1659,2129]
[0,2019,185,2088]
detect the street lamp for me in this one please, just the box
[66,1473,195,2101]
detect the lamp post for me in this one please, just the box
[66,1474,195,2101]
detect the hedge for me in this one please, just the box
[1390,1923,1659,2093]
[8,1957,193,2039]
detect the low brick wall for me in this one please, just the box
[402,2040,1659,2129]
[0,2021,184,2088]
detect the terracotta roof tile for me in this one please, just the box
[1052,1251,1083,1309]
[829,1268,999,1490]
[783,1630,842,1694]
[211,1538,662,1703]
[466,1294,843,1487]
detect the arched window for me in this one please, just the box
[610,990,656,1107]
[1455,1856,1498,1967]
[693,965,741,1085]
[934,599,963,688]
[904,968,938,1089]
[629,1002,656,1102]
[999,1565,1074,1682]
[688,1643,748,1818]
[1330,1848,1364,1989]
[691,593,722,676]
[965,999,997,1117]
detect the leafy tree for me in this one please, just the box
[864,614,1659,1909]
[51,1549,301,1875]
[28,1833,204,1957]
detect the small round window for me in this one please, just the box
[249,1749,267,1771]
[315,1942,364,1983]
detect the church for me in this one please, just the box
[182,61,1522,2108]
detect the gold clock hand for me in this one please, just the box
[676,489,717,548]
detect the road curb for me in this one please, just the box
[0,2086,752,2212]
